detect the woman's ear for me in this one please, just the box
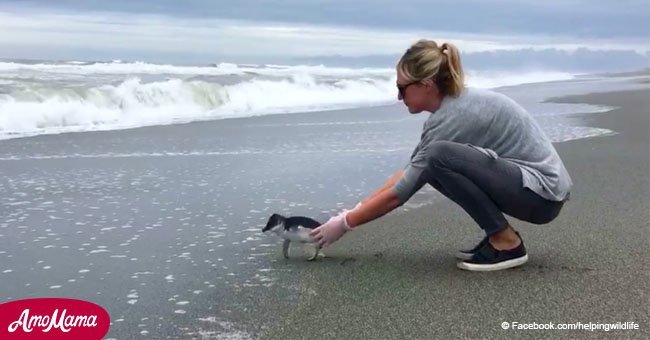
[422,78,439,95]
[421,78,434,87]
[421,78,436,90]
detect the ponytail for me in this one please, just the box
[440,43,464,97]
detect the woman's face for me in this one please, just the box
[396,69,440,114]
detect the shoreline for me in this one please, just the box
[1,68,647,144]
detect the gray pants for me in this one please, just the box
[425,141,564,236]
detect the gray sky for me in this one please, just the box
[1,0,648,65]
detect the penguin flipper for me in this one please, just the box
[282,239,291,259]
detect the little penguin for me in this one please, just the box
[262,213,323,261]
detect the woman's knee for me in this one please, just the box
[425,141,462,168]
[528,201,564,224]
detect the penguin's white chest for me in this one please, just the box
[280,226,315,243]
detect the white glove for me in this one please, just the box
[309,211,352,248]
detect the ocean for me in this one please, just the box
[0,59,594,140]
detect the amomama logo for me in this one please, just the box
[0,298,110,339]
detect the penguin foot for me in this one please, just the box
[307,247,325,261]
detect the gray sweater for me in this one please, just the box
[395,87,572,203]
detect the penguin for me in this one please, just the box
[262,213,323,261]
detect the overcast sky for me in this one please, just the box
[1,0,648,64]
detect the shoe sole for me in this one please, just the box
[456,254,528,271]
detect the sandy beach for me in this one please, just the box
[258,88,650,339]
[1,76,648,339]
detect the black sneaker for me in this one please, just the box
[456,237,528,271]
[455,231,521,261]
[455,236,488,260]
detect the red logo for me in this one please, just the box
[0,298,110,339]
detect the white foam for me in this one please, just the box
[0,75,394,140]
[466,70,575,89]
[89,249,109,254]
[0,61,390,77]
[0,61,577,140]
[194,317,255,340]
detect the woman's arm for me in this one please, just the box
[347,164,431,228]
[309,169,409,246]
[346,185,402,228]
[360,169,405,204]
[347,169,405,227]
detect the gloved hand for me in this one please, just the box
[309,210,353,248]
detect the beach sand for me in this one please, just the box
[1,80,647,339]
[260,89,650,339]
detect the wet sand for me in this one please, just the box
[1,78,647,339]
[260,88,650,340]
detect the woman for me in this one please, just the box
[310,39,573,271]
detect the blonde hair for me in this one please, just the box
[397,39,465,97]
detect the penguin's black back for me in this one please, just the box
[284,216,321,230]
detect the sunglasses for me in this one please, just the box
[396,80,420,98]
